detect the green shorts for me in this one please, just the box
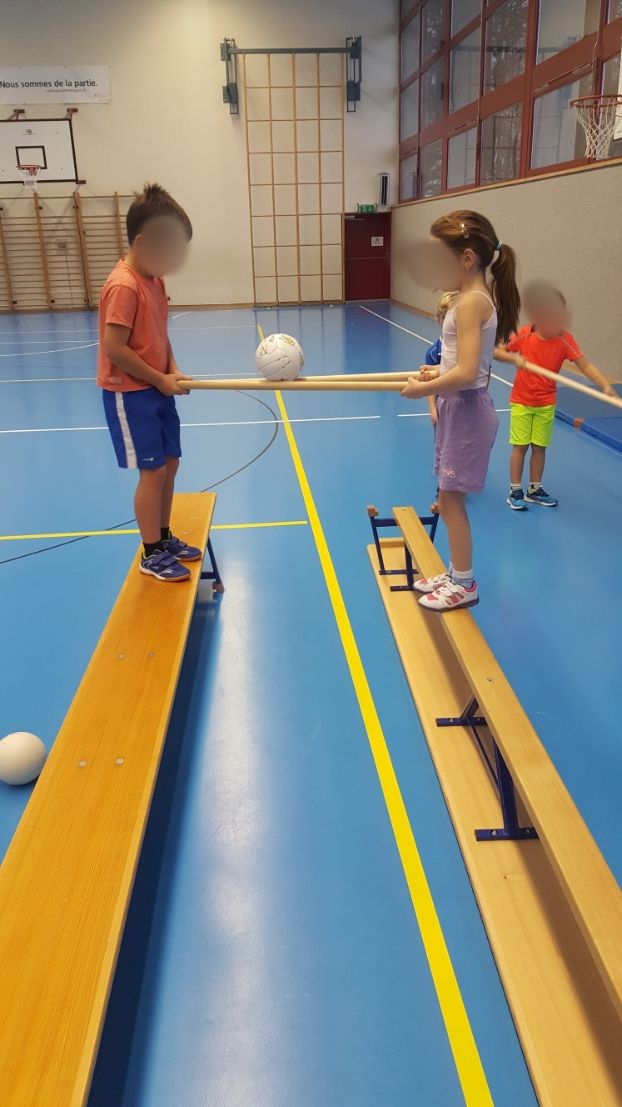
[509,403,556,447]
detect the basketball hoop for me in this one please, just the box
[17,164,41,190]
[571,94,622,161]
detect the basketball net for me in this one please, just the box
[17,164,41,190]
[571,95,622,161]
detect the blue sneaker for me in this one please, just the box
[507,488,528,511]
[525,486,558,507]
[140,548,191,582]
[164,535,203,562]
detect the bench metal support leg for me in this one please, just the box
[367,505,438,592]
[201,538,225,592]
[475,744,537,842]
[437,696,537,843]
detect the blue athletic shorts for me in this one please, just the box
[102,388,181,470]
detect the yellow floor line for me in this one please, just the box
[262,327,492,1105]
[0,520,308,542]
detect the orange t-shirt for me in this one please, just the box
[97,260,170,392]
[507,326,582,407]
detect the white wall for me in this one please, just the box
[1,0,398,306]
[391,162,622,379]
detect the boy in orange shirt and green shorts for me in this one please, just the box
[506,282,615,510]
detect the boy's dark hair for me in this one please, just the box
[126,183,193,245]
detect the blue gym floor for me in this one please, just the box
[1,302,621,1106]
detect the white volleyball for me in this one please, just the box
[0,731,48,786]
[255,333,304,381]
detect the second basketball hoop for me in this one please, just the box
[571,94,622,161]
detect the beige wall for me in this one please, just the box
[391,162,622,379]
[1,0,398,305]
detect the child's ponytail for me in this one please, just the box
[490,243,520,343]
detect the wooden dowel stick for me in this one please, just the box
[185,378,405,392]
[297,370,413,383]
[494,348,622,413]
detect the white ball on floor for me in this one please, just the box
[0,731,47,785]
[255,333,304,381]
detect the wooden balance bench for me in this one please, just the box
[368,505,622,1107]
[0,492,222,1107]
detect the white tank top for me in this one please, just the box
[440,290,497,390]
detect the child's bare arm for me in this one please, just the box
[573,355,616,397]
[404,298,484,398]
[427,395,438,423]
[104,324,188,395]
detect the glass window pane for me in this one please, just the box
[537,0,600,65]
[480,102,522,182]
[609,0,622,19]
[400,79,420,141]
[420,139,443,195]
[531,77,591,168]
[447,127,477,187]
[452,0,480,35]
[422,0,447,62]
[400,152,419,200]
[450,29,481,111]
[421,59,445,127]
[484,0,528,93]
[401,15,421,81]
[602,53,622,156]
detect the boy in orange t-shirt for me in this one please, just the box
[98,183,199,581]
[505,283,615,510]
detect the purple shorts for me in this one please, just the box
[434,388,498,494]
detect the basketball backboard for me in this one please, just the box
[0,117,79,184]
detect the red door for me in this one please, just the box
[344,212,391,300]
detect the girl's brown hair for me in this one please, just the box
[430,209,520,342]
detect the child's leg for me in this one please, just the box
[509,444,529,484]
[529,444,546,485]
[439,490,471,573]
[135,466,167,546]
[159,455,202,562]
[525,407,558,505]
[161,457,180,531]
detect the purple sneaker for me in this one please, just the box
[164,535,203,562]
[140,548,191,582]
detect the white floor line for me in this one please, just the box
[0,342,98,358]
[0,322,257,339]
[0,376,97,384]
[359,305,431,344]
[169,311,191,319]
[0,414,381,435]
[0,339,95,345]
[0,370,250,384]
[491,372,512,389]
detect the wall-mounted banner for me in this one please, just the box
[0,66,111,104]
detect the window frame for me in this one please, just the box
[398,0,622,201]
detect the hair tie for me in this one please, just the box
[496,240,503,251]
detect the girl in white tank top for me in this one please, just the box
[439,290,497,388]
[401,210,520,611]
